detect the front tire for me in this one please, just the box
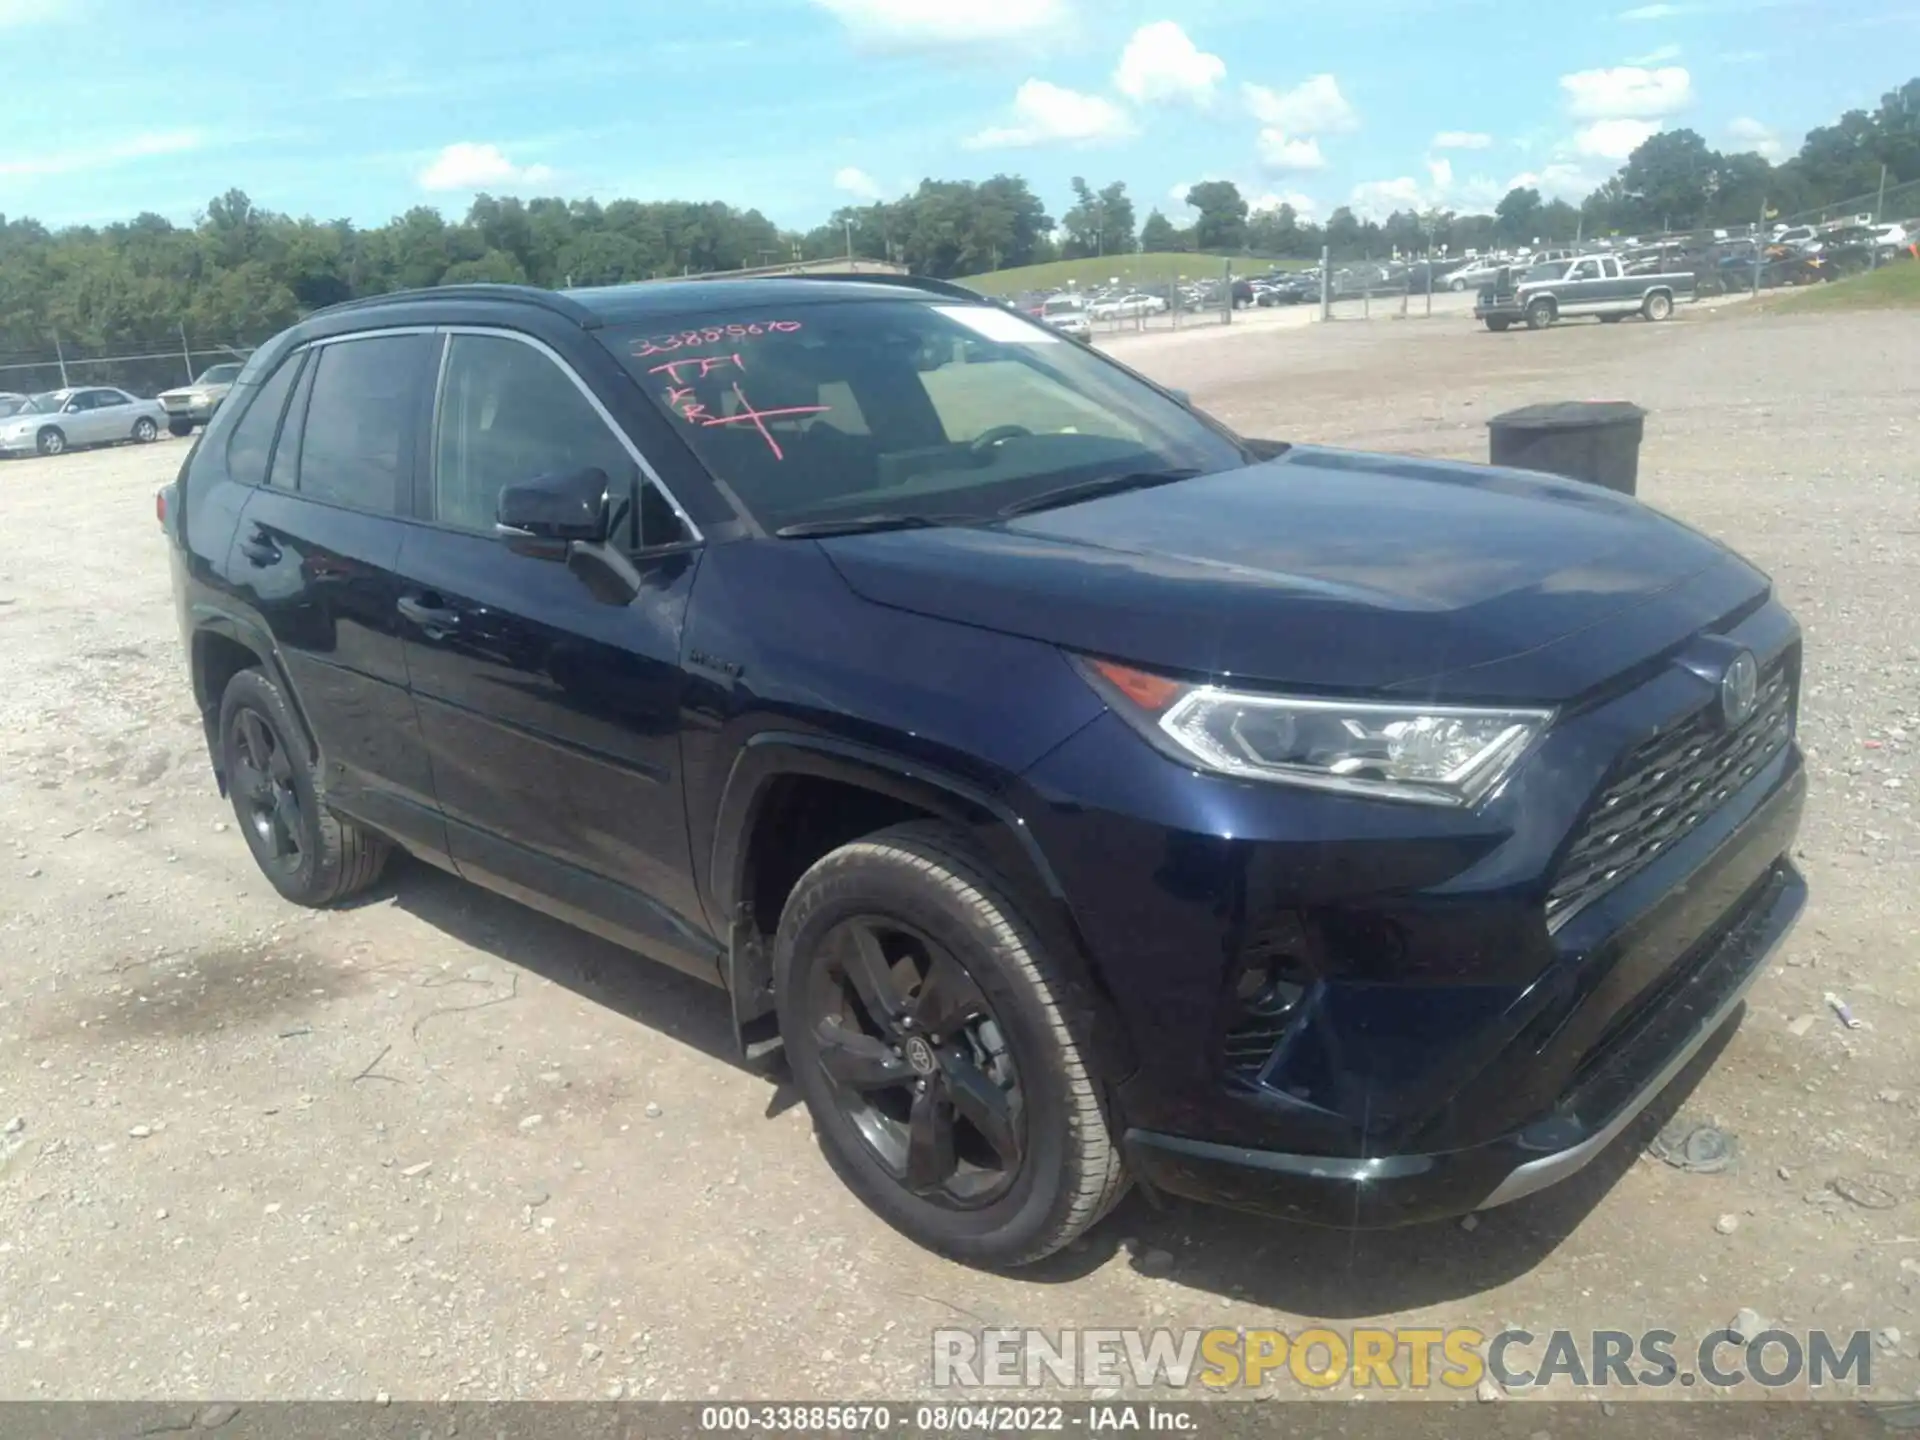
[1485,317,1512,332]
[776,822,1126,1268]
[36,427,65,457]
[132,417,158,443]
[1450,278,1468,292]
[218,669,390,907]
[1525,299,1556,330]
[1643,291,1674,321]
[168,418,195,438]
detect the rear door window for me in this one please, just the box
[292,334,431,514]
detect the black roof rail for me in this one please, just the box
[756,272,995,303]
[307,284,602,328]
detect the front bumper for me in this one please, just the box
[1125,850,1803,1228]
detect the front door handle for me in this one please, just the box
[397,594,461,636]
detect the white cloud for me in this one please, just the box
[0,0,65,25]
[1243,74,1358,134]
[1507,162,1604,202]
[1618,2,1687,17]
[1114,21,1224,106]
[962,80,1133,150]
[1426,155,1454,189]
[1626,43,1682,63]
[1432,130,1493,150]
[1727,115,1787,161]
[1257,130,1327,172]
[810,0,1069,45]
[1574,117,1662,159]
[1349,177,1430,220]
[1560,65,1693,119]
[418,142,555,192]
[833,166,883,199]
[1250,190,1319,218]
[0,130,204,179]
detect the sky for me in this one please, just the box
[1,0,1913,234]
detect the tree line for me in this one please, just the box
[0,76,1912,367]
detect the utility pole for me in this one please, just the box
[52,330,68,388]
[1874,164,1890,266]
[179,323,195,385]
[1752,196,1766,297]
[844,219,854,262]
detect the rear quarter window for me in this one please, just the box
[222,353,305,484]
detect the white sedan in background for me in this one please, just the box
[1088,292,1169,320]
[0,386,168,458]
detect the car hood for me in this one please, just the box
[818,445,1768,704]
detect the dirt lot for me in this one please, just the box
[0,304,1915,1405]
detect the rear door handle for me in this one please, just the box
[397,594,460,635]
[237,528,280,566]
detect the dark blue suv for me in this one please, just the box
[163,275,1806,1267]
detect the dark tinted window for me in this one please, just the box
[295,334,426,514]
[269,354,316,490]
[224,353,304,484]
[432,334,642,535]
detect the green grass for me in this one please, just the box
[1763,260,1920,313]
[958,252,1307,296]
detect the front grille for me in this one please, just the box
[1546,660,1794,927]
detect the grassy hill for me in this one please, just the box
[1764,261,1920,313]
[958,253,1307,296]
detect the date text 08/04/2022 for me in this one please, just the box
[698,1404,1200,1434]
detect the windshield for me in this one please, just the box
[607,299,1250,532]
[195,364,242,385]
[0,397,25,419]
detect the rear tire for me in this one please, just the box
[1643,291,1674,321]
[218,669,390,907]
[132,417,158,443]
[36,427,65,457]
[1450,278,1468,292]
[775,821,1126,1268]
[1600,314,1625,323]
[1525,299,1556,330]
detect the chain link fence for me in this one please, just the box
[0,332,260,401]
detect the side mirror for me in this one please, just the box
[64,400,82,413]
[497,467,612,543]
[1167,388,1192,408]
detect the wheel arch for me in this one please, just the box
[187,611,317,791]
[710,733,1133,1082]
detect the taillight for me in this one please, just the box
[156,483,177,531]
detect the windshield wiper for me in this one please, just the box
[998,468,1201,519]
[774,513,948,539]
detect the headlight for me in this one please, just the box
[1080,658,1551,807]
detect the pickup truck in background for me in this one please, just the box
[1475,254,1697,331]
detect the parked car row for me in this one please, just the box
[0,387,170,458]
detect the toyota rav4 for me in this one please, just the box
[163,275,1806,1268]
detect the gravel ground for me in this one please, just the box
[0,303,1914,1405]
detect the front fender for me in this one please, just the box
[708,731,1136,1084]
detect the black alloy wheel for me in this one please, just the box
[775,822,1126,1267]
[805,914,1025,1207]
[229,705,304,875]
[216,668,390,906]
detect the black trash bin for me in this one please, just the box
[1487,401,1647,496]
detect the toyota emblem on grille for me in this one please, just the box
[1720,650,1759,728]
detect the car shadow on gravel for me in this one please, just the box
[1019,1013,1742,1314]
[358,856,803,1116]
